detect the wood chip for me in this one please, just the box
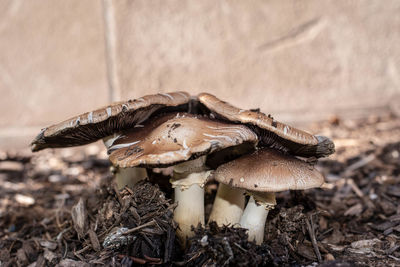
[39,240,57,251]
[71,198,88,239]
[0,161,24,172]
[88,229,101,252]
[56,259,90,267]
[351,238,381,249]
[343,154,375,177]
[344,203,363,216]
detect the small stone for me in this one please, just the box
[200,235,209,247]
[49,174,67,183]
[15,194,35,206]
[325,253,335,261]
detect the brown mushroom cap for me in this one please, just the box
[214,148,325,192]
[108,113,258,168]
[31,92,191,151]
[198,93,334,158]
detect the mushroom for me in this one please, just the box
[198,92,335,158]
[213,148,325,244]
[107,112,258,244]
[31,92,192,188]
[198,93,334,227]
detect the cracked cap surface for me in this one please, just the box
[108,112,258,168]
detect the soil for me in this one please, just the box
[1,112,400,266]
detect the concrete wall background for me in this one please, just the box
[1,0,399,150]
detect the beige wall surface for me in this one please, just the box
[1,0,399,150]
[0,0,109,149]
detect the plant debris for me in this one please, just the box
[0,154,178,266]
[184,222,272,266]
[1,112,400,266]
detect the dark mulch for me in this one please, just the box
[1,112,400,266]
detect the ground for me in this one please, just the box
[1,112,400,266]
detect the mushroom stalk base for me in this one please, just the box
[171,156,209,246]
[103,134,148,189]
[208,183,245,226]
[115,167,147,189]
[239,193,275,245]
[174,183,205,244]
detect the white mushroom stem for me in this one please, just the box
[103,134,147,189]
[114,167,147,189]
[173,181,204,241]
[170,156,210,245]
[208,184,245,226]
[239,192,276,245]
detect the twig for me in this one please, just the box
[113,183,123,206]
[305,215,322,263]
[143,255,162,264]
[75,245,90,255]
[222,237,233,266]
[74,250,86,261]
[141,232,156,249]
[124,186,134,195]
[123,220,156,235]
[389,255,400,262]
[62,239,68,259]
[233,242,247,252]
[347,179,364,198]
[343,154,375,177]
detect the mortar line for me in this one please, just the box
[102,0,121,102]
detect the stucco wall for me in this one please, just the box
[1,0,399,150]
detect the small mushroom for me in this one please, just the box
[107,112,258,244]
[31,92,191,188]
[213,148,325,244]
[198,92,334,228]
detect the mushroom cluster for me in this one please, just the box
[31,91,334,246]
